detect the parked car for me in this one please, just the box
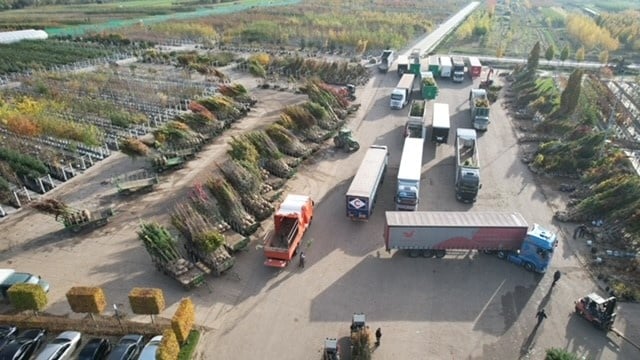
[34,331,82,360]
[0,328,46,360]
[137,336,162,360]
[77,338,111,360]
[0,269,49,301]
[0,326,18,350]
[105,335,143,360]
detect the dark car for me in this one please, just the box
[78,338,111,360]
[0,328,46,360]
[105,335,143,360]
[0,326,18,350]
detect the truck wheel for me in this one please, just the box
[524,262,535,272]
[409,250,420,258]
[422,250,434,258]
[435,250,446,258]
[497,251,506,259]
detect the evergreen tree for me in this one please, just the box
[527,41,541,71]
[560,45,570,62]
[559,69,583,116]
[544,45,555,62]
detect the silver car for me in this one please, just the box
[137,336,162,360]
[34,331,82,360]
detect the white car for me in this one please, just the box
[138,335,162,360]
[34,331,82,360]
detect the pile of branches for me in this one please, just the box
[206,177,258,236]
[265,124,311,158]
[269,56,371,86]
[153,121,204,147]
[218,159,262,194]
[119,137,150,157]
[187,183,231,233]
[31,198,71,218]
[197,95,247,124]
[218,83,257,106]
[171,202,226,252]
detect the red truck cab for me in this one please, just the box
[263,194,314,268]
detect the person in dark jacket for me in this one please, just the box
[552,270,561,287]
[375,328,382,346]
[536,309,547,325]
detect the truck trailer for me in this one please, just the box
[378,49,395,73]
[468,56,482,79]
[452,56,466,82]
[395,138,424,211]
[409,48,422,76]
[427,56,440,77]
[396,55,410,76]
[405,100,427,139]
[263,194,314,267]
[469,88,490,131]
[390,73,415,110]
[431,103,450,144]
[455,128,481,203]
[439,56,452,78]
[420,71,438,100]
[346,145,389,221]
[384,211,558,273]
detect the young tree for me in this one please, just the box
[559,69,583,116]
[599,50,609,65]
[575,46,586,62]
[544,45,555,62]
[560,45,570,63]
[527,41,541,71]
[496,44,505,58]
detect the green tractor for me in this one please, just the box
[333,128,360,152]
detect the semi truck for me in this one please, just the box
[439,56,452,78]
[396,55,410,76]
[431,102,450,144]
[427,56,440,77]
[455,128,481,203]
[390,73,415,110]
[378,49,395,73]
[395,137,424,211]
[420,71,438,100]
[263,194,314,268]
[452,56,466,83]
[346,145,389,221]
[405,100,427,139]
[383,211,558,273]
[468,56,482,79]
[469,88,490,131]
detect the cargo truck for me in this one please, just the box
[378,49,395,73]
[409,48,422,76]
[390,73,415,110]
[420,71,438,100]
[384,211,558,273]
[455,128,481,203]
[452,56,466,82]
[468,56,482,79]
[405,100,427,139]
[431,103,450,144]
[439,56,452,78]
[427,56,440,77]
[346,145,389,221]
[396,55,410,76]
[395,138,424,211]
[469,88,490,131]
[263,194,314,268]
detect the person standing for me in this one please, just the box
[375,327,382,346]
[299,251,306,268]
[552,270,561,287]
[536,309,547,325]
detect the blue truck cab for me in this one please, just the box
[506,224,558,273]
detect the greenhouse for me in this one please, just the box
[0,29,48,44]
